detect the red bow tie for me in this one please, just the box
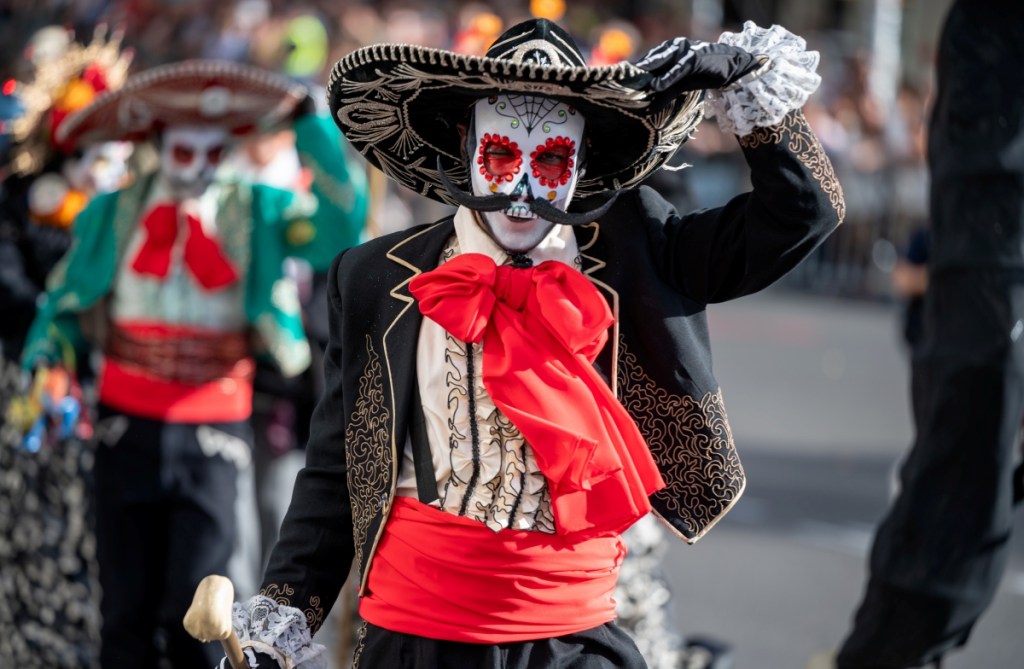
[131,203,239,290]
[409,252,665,538]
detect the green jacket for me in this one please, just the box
[22,114,369,377]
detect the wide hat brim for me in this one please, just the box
[56,60,309,147]
[327,44,703,205]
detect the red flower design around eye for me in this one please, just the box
[477,133,522,182]
[530,136,576,188]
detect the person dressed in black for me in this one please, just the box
[891,226,930,354]
[203,18,843,669]
[837,1,1024,667]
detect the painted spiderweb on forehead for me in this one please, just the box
[498,95,571,133]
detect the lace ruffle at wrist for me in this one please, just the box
[704,21,821,137]
[232,595,328,669]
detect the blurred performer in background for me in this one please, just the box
[220,112,368,580]
[203,17,842,669]
[836,1,1024,667]
[0,25,134,669]
[18,59,367,668]
[0,25,134,363]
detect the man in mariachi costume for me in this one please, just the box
[21,59,368,668]
[215,18,843,669]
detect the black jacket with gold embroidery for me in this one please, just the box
[259,110,845,632]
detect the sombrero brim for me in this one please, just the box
[56,60,309,147]
[327,44,703,205]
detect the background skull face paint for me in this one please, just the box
[159,125,229,198]
[469,94,585,252]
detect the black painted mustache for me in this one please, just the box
[531,191,621,226]
[437,158,512,212]
[437,157,620,226]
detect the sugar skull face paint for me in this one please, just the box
[469,94,585,252]
[159,125,229,198]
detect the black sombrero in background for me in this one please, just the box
[327,18,704,205]
[55,59,309,148]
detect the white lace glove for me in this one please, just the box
[704,21,821,137]
[223,595,329,669]
[215,647,276,669]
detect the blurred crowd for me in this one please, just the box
[0,0,934,296]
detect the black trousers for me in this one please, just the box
[352,621,648,669]
[93,404,249,669]
[838,0,1024,666]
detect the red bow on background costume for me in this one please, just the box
[409,252,665,538]
[131,203,239,290]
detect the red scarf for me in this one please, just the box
[409,252,665,539]
[131,203,239,290]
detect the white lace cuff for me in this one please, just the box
[704,21,821,137]
[232,595,328,669]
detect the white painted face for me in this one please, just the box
[159,125,229,198]
[469,94,585,253]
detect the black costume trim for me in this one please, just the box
[344,335,391,588]
[458,343,483,516]
[739,111,846,224]
[617,339,744,542]
[256,582,326,633]
[409,378,439,505]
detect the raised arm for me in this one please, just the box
[637,22,844,303]
[285,113,369,272]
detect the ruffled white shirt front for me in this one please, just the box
[396,206,581,533]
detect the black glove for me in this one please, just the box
[215,647,282,669]
[635,37,765,93]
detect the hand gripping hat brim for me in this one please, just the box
[326,19,703,205]
[55,59,310,148]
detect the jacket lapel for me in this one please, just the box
[574,222,620,394]
[380,218,456,444]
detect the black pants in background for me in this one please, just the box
[93,404,249,669]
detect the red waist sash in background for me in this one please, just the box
[99,321,254,423]
[359,496,626,643]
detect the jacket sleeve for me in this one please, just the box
[20,192,118,371]
[280,114,370,272]
[258,251,355,637]
[642,108,845,304]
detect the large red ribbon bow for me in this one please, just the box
[409,252,665,538]
[131,203,239,290]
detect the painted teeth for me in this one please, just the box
[506,205,536,219]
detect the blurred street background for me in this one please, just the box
[3,0,1022,667]
[675,290,1024,667]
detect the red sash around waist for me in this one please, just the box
[99,322,254,422]
[359,496,626,643]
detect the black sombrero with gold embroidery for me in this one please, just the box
[326,19,704,205]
